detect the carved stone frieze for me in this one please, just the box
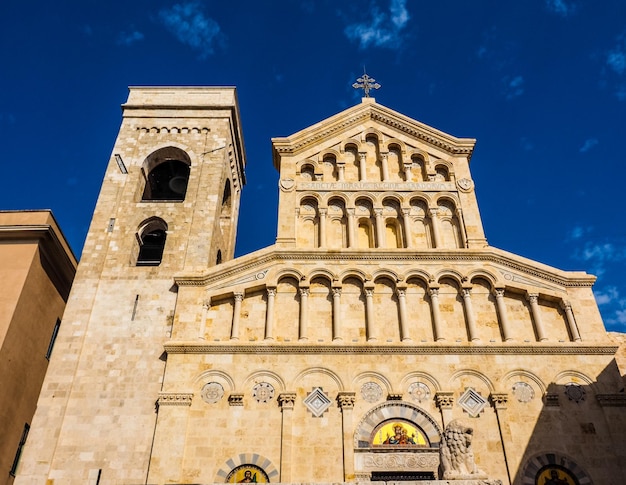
[157,392,193,406]
[489,393,508,410]
[228,393,244,406]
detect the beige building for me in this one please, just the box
[0,210,76,485]
[15,88,626,485]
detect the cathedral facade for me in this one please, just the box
[14,88,626,485]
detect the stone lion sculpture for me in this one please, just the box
[440,420,486,479]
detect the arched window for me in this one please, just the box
[216,250,222,265]
[141,147,191,201]
[136,218,167,266]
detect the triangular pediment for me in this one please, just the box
[272,98,476,169]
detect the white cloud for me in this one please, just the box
[579,138,599,153]
[545,0,579,17]
[344,0,410,50]
[159,2,224,58]
[594,286,620,306]
[503,75,524,100]
[607,49,625,75]
[117,31,144,46]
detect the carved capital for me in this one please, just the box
[490,393,508,410]
[299,287,310,298]
[396,288,406,298]
[228,393,244,406]
[596,394,626,406]
[346,207,355,216]
[560,300,572,311]
[278,392,297,409]
[266,287,277,297]
[544,392,560,407]
[428,287,440,299]
[428,207,439,217]
[202,300,211,310]
[233,292,244,302]
[435,391,454,409]
[461,287,472,298]
[337,391,356,408]
[332,287,342,297]
[318,208,328,216]
[374,208,384,217]
[158,392,193,407]
[364,288,374,298]
[526,293,539,304]
[493,287,506,298]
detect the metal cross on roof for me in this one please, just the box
[352,71,381,97]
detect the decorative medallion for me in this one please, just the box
[564,382,585,403]
[304,387,332,417]
[361,381,383,403]
[512,382,535,403]
[279,178,295,191]
[252,382,275,403]
[458,388,487,417]
[456,178,474,192]
[201,382,224,404]
[408,382,431,403]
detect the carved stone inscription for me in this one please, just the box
[356,451,439,471]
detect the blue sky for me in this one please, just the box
[1,0,626,332]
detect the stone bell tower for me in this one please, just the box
[15,87,246,484]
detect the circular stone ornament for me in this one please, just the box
[408,382,431,403]
[252,382,275,403]
[512,382,535,403]
[361,381,383,403]
[201,382,224,404]
[456,178,474,192]
[565,382,585,403]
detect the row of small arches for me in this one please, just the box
[298,133,452,183]
[137,126,210,134]
[298,195,463,249]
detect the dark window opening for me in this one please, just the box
[222,181,232,211]
[10,423,30,476]
[46,319,61,359]
[216,250,222,265]
[371,471,436,481]
[142,160,190,201]
[137,229,166,266]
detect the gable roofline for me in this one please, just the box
[272,98,476,170]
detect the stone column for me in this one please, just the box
[455,207,467,248]
[299,287,310,340]
[318,208,327,248]
[396,286,411,341]
[358,152,367,181]
[404,161,413,182]
[365,284,377,341]
[561,300,582,342]
[278,393,297,482]
[435,391,454,428]
[428,286,444,341]
[265,287,276,340]
[198,299,210,339]
[490,393,512,485]
[462,287,480,342]
[337,162,345,181]
[337,392,356,481]
[401,209,412,248]
[230,292,243,340]
[346,208,356,248]
[380,151,389,181]
[526,293,547,341]
[374,208,385,248]
[429,208,442,248]
[332,287,342,341]
[493,288,513,341]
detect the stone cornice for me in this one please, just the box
[174,246,596,290]
[271,101,476,169]
[164,343,617,356]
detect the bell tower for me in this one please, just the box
[15,87,246,484]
